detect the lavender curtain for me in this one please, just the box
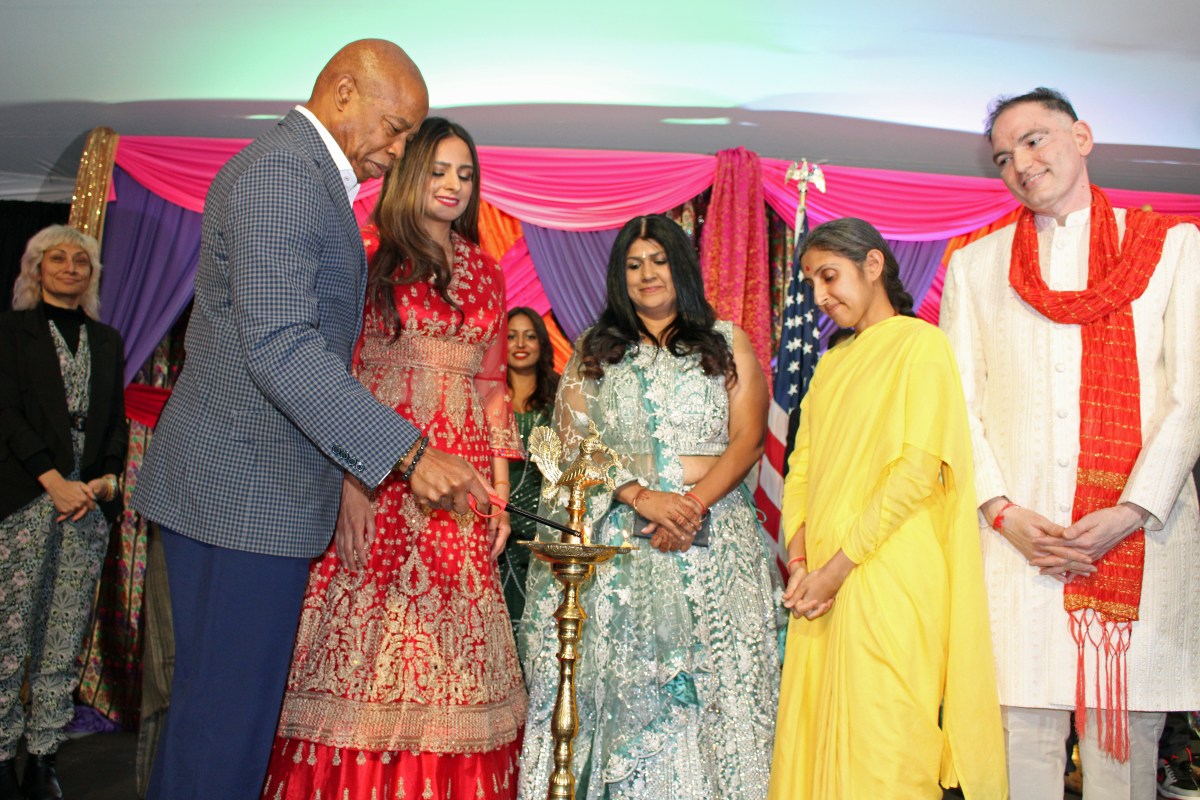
[816,236,949,346]
[522,222,619,342]
[101,167,202,383]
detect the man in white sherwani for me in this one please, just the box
[940,87,1200,800]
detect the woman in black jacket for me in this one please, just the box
[0,225,126,800]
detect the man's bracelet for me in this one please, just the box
[400,436,430,482]
[992,501,1018,533]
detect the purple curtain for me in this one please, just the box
[816,236,949,346]
[100,167,202,384]
[522,222,619,342]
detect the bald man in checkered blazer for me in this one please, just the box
[132,41,494,800]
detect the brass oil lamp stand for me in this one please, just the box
[523,422,633,800]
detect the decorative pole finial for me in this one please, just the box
[784,159,827,248]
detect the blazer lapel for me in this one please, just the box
[315,142,369,304]
[20,309,73,462]
[283,110,368,296]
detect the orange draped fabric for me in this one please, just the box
[479,200,524,263]
[940,208,1022,270]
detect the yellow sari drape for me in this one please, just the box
[769,316,1006,799]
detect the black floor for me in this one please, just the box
[17,732,138,800]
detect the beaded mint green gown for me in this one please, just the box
[516,322,784,800]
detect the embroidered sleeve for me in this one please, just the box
[475,260,522,459]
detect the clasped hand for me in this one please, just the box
[41,471,98,522]
[635,490,704,553]
[782,551,853,620]
[994,501,1147,583]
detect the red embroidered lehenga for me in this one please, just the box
[263,228,527,800]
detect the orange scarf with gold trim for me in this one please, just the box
[1008,185,1193,761]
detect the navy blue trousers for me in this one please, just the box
[146,527,310,800]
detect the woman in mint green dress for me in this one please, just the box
[516,215,783,800]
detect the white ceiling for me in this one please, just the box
[3,0,1198,200]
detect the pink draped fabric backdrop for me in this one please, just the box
[107,133,1200,388]
[700,147,773,383]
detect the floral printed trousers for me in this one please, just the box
[0,493,108,758]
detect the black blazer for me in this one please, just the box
[0,306,128,522]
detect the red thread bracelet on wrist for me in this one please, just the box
[683,491,708,516]
[787,555,807,573]
[992,501,1018,533]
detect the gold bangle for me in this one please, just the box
[104,474,119,501]
[632,487,651,515]
[494,481,510,487]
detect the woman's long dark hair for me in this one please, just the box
[507,307,559,413]
[369,117,481,331]
[799,217,915,317]
[579,215,735,383]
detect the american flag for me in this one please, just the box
[753,216,821,573]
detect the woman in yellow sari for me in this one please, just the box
[768,218,1006,799]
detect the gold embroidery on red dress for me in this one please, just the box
[275,231,526,755]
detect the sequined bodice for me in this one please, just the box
[599,320,732,456]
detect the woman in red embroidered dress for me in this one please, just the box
[263,118,527,800]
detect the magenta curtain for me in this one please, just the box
[699,147,773,382]
[475,147,716,231]
[112,136,246,213]
[115,136,1200,240]
[760,157,1200,241]
[497,236,551,315]
[104,134,1200,380]
[113,137,717,231]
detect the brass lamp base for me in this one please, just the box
[523,540,633,800]
[523,420,633,800]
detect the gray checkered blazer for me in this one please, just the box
[132,110,420,558]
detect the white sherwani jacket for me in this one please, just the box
[939,207,1200,711]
